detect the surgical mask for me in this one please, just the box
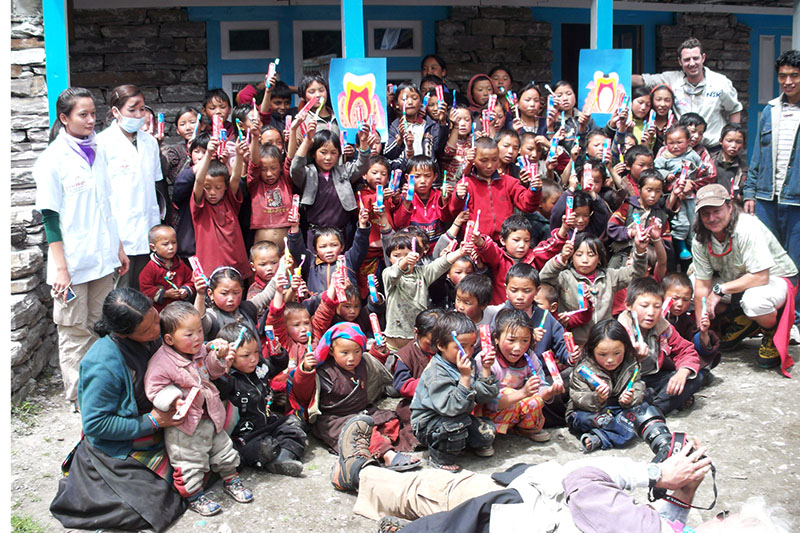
[117,114,146,133]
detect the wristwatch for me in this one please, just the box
[712,283,724,296]
[647,463,662,489]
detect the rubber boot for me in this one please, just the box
[675,238,692,260]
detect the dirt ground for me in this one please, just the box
[10,337,800,533]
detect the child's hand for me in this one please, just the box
[595,381,610,402]
[633,228,649,253]
[465,147,476,163]
[560,240,574,263]
[403,130,414,149]
[619,389,634,406]
[511,116,523,133]
[567,171,579,191]
[479,348,495,370]
[542,380,565,400]
[455,179,468,200]
[224,345,236,370]
[529,175,542,191]
[357,204,370,228]
[522,375,541,397]
[666,369,690,396]
[518,165,531,187]
[274,269,289,289]
[193,271,207,293]
[290,112,306,131]
[206,138,219,155]
[698,311,710,333]
[634,340,649,361]
[342,143,355,160]
[207,339,229,358]
[302,351,317,372]
[235,138,248,157]
[165,288,182,300]
[613,161,626,178]
[641,128,654,145]
[453,209,470,229]
[305,119,318,140]
[648,218,663,241]
[570,144,581,161]
[400,184,411,206]
[403,251,421,271]
[288,207,300,228]
[568,345,582,366]
[265,72,278,91]
[456,349,473,377]
[250,115,262,133]
[532,327,545,344]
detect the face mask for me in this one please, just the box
[116,113,146,133]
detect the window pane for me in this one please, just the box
[302,30,342,60]
[374,28,414,50]
[228,29,271,52]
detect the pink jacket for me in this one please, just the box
[144,344,228,436]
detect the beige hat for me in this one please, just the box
[695,184,730,213]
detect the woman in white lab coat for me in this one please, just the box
[34,87,129,408]
[95,84,165,290]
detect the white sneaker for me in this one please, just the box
[790,325,800,345]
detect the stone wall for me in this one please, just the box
[70,7,207,134]
[655,13,751,123]
[435,7,552,93]
[11,1,58,404]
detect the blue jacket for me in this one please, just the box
[744,95,800,206]
[78,336,155,459]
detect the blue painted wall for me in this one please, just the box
[187,5,449,89]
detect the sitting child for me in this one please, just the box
[566,319,646,453]
[290,322,422,475]
[662,272,720,371]
[393,309,443,401]
[138,224,194,311]
[247,240,281,301]
[214,323,307,476]
[410,311,499,471]
[454,273,494,328]
[617,277,703,415]
[144,302,253,516]
[474,308,565,443]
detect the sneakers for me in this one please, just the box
[719,314,761,350]
[330,414,377,491]
[264,449,304,477]
[188,493,222,516]
[473,444,495,457]
[758,329,780,369]
[790,324,800,345]
[223,475,254,503]
[515,427,551,442]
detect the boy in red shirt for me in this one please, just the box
[138,224,195,311]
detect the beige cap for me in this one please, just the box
[695,184,730,213]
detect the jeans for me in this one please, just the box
[643,370,704,416]
[568,404,645,450]
[755,199,800,324]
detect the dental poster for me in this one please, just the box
[578,49,632,125]
[328,57,388,143]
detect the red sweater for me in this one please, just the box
[478,228,566,305]
[138,254,195,311]
[465,171,541,242]
[391,188,465,244]
[246,158,294,229]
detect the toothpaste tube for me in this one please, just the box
[369,313,385,347]
[285,115,292,134]
[157,113,164,137]
[406,174,415,202]
[666,109,674,129]
[563,331,577,354]
[619,93,629,114]
[218,129,227,157]
[264,324,281,356]
[300,95,319,115]
[542,350,564,387]
[582,163,593,190]
[340,130,347,148]
[481,110,491,133]
[376,185,384,211]
[478,324,493,354]
[443,238,458,254]
[548,137,559,161]
[290,194,300,221]
[173,386,201,420]
[632,212,645,240]
[645,109,656,131]
[565,196,574,218]
[577,282,586,310]
[266,58,279,87]
[188,256,208,284]
[487,94,497,115]
[662,296,673,318]
[602,139,609,163]
[389,169,402,191]
[335,255,347,302]
[547,95,555,121]
[435,84,445,105]
[212,115,222,140]
[463,220,476,246]
[368,274,379,303]
[577,365,604,389]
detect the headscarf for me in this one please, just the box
[466,74,493,113]
[313,322,367,364]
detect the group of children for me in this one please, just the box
[133,63,749,516]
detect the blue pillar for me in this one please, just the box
[42,0,70,122]
[590,0,614,50]
[341,0,365,58]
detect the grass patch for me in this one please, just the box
[11,514,45,533]
[11,401,42,426]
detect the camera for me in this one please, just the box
[632,404,693,463]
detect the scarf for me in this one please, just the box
[111,334,161,414]
[59,128,96,166]
[313,322,366,364]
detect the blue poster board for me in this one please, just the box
[578,49,632,126]
[328,57,388,143]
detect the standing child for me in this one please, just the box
[566,319,646,452]
[144,302,253,515]
[247,240,281,300]
[202,89,235,140]
[464,137,541,242]
[385,82,446,160]
[617,277,703,415]
[213,323,307,476]
[712,123,747,202]
[677,113,717,192]
[642,84,675,154]
[540,232,648,345]
[190,137,250,278]
[654,125,704,260]
[247,124,293,250]
[439,105,475,179]
[410,311,499,471]
[172,132,210,259]
[295,73,340,138]
[474,308,564,443]
[138,224,195,311]
[161,105,200,184]
[511,83,547,136]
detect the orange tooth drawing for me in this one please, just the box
[337,72,385,129]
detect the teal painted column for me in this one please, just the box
[341,0,365,58]
[590,0,614,49]
[42,0,70,122]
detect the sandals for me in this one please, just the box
[580,433,601,453]
[427,456,462,473]
[378,515,408,533]
[386,452,422,472]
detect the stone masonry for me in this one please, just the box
[11,1,58,404]
[435,7,553,94]
[655,13,752,124]
[70,7,207,134]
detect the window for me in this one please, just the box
[221,21,279,60]
[221,74,262,106]
[367,20,422,57]
[293,21,342,83]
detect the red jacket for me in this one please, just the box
[477,228,566,304]
[465,171,541,242]
[138,254,195,311]
[619,311,701,377]
[391,188,465,244]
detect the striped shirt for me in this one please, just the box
[775,99,800,199]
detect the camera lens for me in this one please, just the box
[633,405,673,462]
